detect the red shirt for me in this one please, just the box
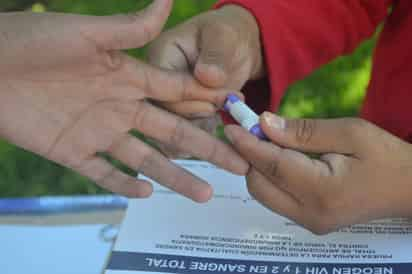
[216,0,412,142]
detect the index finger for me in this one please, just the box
[120,54,234,107]
[134,102,249,176]
[224,125,330,197]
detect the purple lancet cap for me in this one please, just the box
[249,124,268,141]
[223,93,241,112]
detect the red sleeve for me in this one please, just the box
[217,0,392,123]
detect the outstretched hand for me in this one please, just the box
[0,0,248,202]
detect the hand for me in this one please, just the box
[225,112,412,234]
[0,0,248,203]
[147,4,263,157]
[148,5,263,117]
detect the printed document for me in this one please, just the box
[106,160,412,274]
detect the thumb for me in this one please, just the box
[260,112,358,155]
[88,0,173,50]
[194,22,238,88]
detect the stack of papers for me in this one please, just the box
[105,160,412,274]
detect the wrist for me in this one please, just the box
[216,5,265,80]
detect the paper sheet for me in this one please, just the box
[106,160,412,274]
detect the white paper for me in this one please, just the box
[0,224,114,274]
[106,160,412,274]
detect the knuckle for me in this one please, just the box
[169,118,186,148]
[179,74,190,101]
[207,20,238,39]
[159,142,191,159]
[202,48,224,65]
[262,159,282,181]
[126,12,158,42]
[205,142,219,163]
[125,11,142,24]
[193,116,220,132]
[245,172,260,197]
[201,21,239,62]
[142,66,155,97]
[107,134,128,156]
[96,166,116,187]
[111,31,129,50]
[246,185,258,202]
[103,50,125,71]
[139,148,158,172]
[141,21,155,43]
[343,118,370,138]
[290,119,316,146]
[133,101,149,129]
[169,73,190,102]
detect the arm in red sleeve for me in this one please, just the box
[216,0,392,116]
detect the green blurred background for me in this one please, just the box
[0,0,376,197]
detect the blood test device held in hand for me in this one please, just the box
[223,94,267,141]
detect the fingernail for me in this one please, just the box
[262,112,285,131]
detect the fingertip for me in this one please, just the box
[91,0,173,50]
[214,91,244,110]
[146,0,174,17]
[259,112,286,142]
[192,185,214,203]
[195,63,227,88]
[259,112,271,134]
[132,180,154,198]
[136,0,173,44]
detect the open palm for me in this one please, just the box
[0,0,248,202]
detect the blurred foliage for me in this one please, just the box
[0,0,376,197]
[0,0,46,11]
